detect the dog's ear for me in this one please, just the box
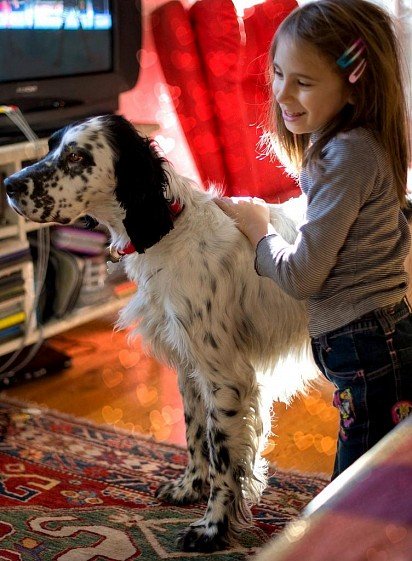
[105,115,174,253]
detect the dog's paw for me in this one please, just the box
[176,522,231,552]
[155,476,208,505]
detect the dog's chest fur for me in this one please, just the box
[119,201,241,365]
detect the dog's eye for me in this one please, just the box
[67,152,83,164]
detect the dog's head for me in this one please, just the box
[4,114,177,253]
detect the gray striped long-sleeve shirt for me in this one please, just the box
[255,127,410,337]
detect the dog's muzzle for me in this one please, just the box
[3,175,28,215]
[4,175,26,198]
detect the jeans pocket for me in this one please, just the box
[394,315,412,364]
[317,332,362,384]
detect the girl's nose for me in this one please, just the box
[274,81,292,104]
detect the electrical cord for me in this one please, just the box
[0,105,50,376]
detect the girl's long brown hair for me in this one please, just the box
[266,0,410,207]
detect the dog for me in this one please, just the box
[4,114,316,552]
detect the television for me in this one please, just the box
[0,0,141,145]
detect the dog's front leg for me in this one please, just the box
[178,362,263,552]
[156,366,210,504]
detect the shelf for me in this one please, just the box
[0,261,32,278]
[0,224,19,239]
[0,139,48,165]
[0,295,130,357]
[25,221,52,233]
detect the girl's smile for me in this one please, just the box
[282,110,306,122]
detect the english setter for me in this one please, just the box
[5,115,316,552]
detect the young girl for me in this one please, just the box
[216,0,412,479]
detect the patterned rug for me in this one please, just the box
[0,396,329,561]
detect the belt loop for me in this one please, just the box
[374,306,395,336]
[319,334,331,352]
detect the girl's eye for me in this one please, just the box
[274,69,283,78]
[67,152,83,164]
[298,80,312,87]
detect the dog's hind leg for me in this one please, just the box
[156,367,210,504]
[177,360,267,552]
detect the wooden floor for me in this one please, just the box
[4,314,338,477]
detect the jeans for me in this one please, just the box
[311,297,412,479]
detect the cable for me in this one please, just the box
[0,105,50,376]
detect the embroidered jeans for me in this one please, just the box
[311,297,412,479]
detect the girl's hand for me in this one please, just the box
[214,196,277,247]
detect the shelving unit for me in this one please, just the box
[0,298,128,357]
[0,122,158,359]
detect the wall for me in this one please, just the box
[119,0,202,184]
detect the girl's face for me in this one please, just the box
[273,36,353,135]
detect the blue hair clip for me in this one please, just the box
[337,38,366,69]
[337,38,367,83]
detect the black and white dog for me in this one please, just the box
[5,115,316,552]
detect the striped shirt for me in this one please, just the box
[255,127,410,337]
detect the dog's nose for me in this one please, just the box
[3,176,26,198]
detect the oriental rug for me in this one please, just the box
[0,396,328,561]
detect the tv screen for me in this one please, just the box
[0,1,113,82]
[0,0,141,144]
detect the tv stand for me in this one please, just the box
[0,98,120,146]
[5,98,83,113]
[0,122,158,360]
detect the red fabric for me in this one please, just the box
[151,0,300,202]
[241,0,300,200]
[190,0,259,194]
[151,1,227,185]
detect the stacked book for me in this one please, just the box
[75,254,113,308]
[0,297,26,344]
[0,239,31,269]
[51,226,107,256]
[0,240,30,343]
[0,269,24,303]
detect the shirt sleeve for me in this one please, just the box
[255,134,378,299]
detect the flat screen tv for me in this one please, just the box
[0,0,141,145]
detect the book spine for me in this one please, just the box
[0,311,26,330]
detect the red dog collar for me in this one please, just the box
[109,199,184,261]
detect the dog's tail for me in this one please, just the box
[258,340,319,405]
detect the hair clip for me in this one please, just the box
[337,38,366,69]
[348,58,367,83]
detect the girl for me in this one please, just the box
[216,0,412,479]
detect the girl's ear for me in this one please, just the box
[347,93,356,105]
[344,81,356,106]
[107,115,174,253]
